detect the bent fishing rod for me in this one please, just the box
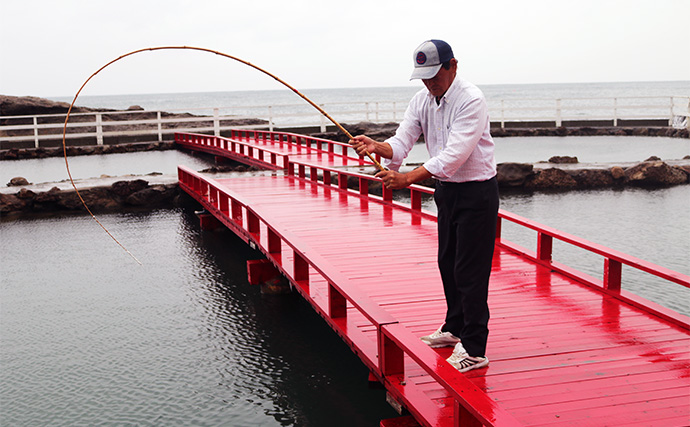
[62,45,386,264]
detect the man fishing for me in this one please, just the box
[350,39,499,373]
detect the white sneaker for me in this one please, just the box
[420,326,461,348]
[446,343,489,373]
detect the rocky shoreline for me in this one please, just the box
[2,155,688,215]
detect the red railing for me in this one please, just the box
[495,211,690,329]
[175,130,378,168]
[177,163,522,427]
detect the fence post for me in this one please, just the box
[555,99,562,127]
[213,108,220,136]
[319,104,326,132]
[613,98,618,127]
[268,106,274,132]
[157,111,163,142]
[500,100,505,129]
[33,116,39,148]
[365,102,370,121]
[96,113,104,145]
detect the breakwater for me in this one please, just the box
[3,155,688,215]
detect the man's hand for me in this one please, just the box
[375,169,409,190]
[349,135,394,160]
[349,135,378,157]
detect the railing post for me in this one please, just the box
[501,99,505,129]
[213,108,220,136]
[268,106,274,132]
[359,177,369,196]
[613,98,618,127]
[604,258,622,292]
[410,189,421,211]
[319,104,326,132]
[537,232,553,262]
[33,116,39,148]
[555,99,562,127]
[383,186,393,202]
[454,401,483,427]
[96,113,104,145]
[156,111,162,142]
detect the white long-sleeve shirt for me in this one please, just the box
[384,76,496,182]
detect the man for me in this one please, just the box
[350,39,498,373]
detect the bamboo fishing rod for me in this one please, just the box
[62,45,386,264]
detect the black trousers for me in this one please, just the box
[434,176,499,357]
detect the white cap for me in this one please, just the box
[410,39,454,80]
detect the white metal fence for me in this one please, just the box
[1,96,688,149]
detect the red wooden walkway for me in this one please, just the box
[175,131,690,427]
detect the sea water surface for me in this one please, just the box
[0,209,399,426]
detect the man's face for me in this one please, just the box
[422,58,457,98]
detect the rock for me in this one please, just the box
[677,164,690,177]
[572,169,614,188]
[0,95,96,116]
[526,168,578,189]
[127,105,144,111]
[32,187,63,211]
[610,166,626,180]
[7,177,30,186]
[496,163,535,187]
[111,179,149,197]
[0,193,29,213]
[125,184,177,206]
[548,156,578,164]
[17,188,36,199]
[644,156,661,161]
[624,161,688,186]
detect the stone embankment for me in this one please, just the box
[0,179,181,215]
[3,156,688,215]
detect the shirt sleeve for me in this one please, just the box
[383,97,423,171]
[422,96,488,179]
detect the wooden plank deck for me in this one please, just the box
[175,131,690,426]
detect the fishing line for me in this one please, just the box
[62,45,385,264]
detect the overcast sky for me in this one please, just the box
[1,0,688,98]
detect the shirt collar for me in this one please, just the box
[426,76,461,105]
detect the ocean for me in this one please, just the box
[52,80,690,126]
[3,81,689,426]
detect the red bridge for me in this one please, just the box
[175,131,689,427]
